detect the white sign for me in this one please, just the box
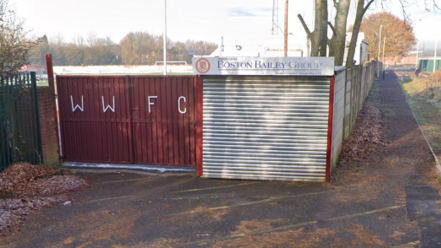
[192,57,335,76]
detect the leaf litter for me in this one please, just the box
[339,101,388,162]
[0,163,89,234]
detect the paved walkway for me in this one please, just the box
[1,71,440,248]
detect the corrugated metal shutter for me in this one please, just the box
[202,76,331,181]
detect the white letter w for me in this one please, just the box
[102,96,115,113]
[71,95,84,112]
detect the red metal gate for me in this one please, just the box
[56,76,196,167]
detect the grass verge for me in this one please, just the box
[400,74,441,178]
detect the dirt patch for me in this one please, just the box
[390,231,406,241]
[63,236,74,245]
[142,238,183,248]
[344,223,387,247]
[211,209,229,221]
[0,163,89,234]
[231,219,285,235]
[187,205,230,221]
[78,210,135,243]
[213,227,336,248]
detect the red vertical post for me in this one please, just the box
[195,76,203,176]
[326,76,335,183]
[45,54,62,164]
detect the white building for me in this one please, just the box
[343,32,368,65]
[209,32,367,66]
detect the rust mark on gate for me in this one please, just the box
[56,75,196,167]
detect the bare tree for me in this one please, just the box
[298,0,328,56]
[297,0,440,67]
[29,35,50,66]
[329,0,351,66]
[120,32,161,65]
[0,0,36,74]
[345,0,375,67]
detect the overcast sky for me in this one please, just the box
[8,0,441,49]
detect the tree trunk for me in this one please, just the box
[310,1,320,56]
[319,0,328,56]
[330,0,350,65]
[310,0,327,56]
[345,0,374,67]
[346,0,363,67]
[297,0,328,57]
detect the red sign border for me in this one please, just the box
[195,58,211,74]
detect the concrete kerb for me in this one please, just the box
[61,162,196,177]
[396,75,441,183]
[63,168,195,177]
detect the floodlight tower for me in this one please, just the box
[272,0,279,35]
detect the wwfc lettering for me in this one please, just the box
[70,95,187,114]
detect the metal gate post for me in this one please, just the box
[127,76,135,164]
[20,74,29,162]
[0,76,6,170]
[46,54,62,164]
[30,72,44,164]
[196,76,203,176]
[326,76,335,182]
[5,76,15,165]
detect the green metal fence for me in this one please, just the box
[419,59,441,72]
[0,72,43,171]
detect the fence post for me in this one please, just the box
[31,72,44,164]
[0,76,6,170]
[349,68,353,134]
[46,54,62,164]
[342,68,348,140]
[5,77,14,165]
[351,67,356,130]
[356,66,359,113]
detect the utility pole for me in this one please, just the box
[377,25,383,78]
[382,37,387,67]
[416,41,419,68]
[434,40,438,73]
[220,36,224,57]
[415,19,422,69]
[284,0,288,57]
[272,0,279,35]
[163,0,167,75]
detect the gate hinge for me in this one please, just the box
[53,94,58,99]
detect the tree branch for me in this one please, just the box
[297,14,312,38]
[328,22,336,36]
[363,0,375,15]
[397,0,411,22]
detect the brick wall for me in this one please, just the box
[38,87,59,165]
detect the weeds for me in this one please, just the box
[402,70,441,162]
[410,70,441,100]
